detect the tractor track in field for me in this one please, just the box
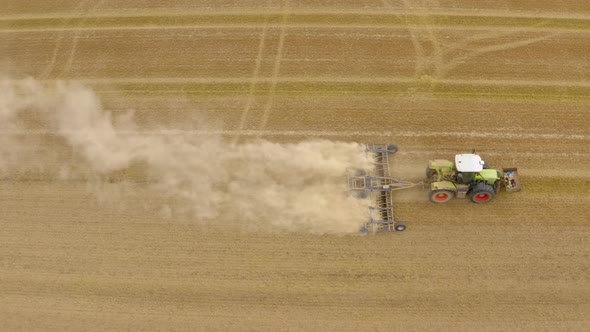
[38,0,106,78]
[59,0,106,77]
[2,11,590,32]
[258,0,289,135]
[232,1,272,145]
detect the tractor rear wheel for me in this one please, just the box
[429,190,454,203]
[470,183,495,203]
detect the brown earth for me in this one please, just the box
[1,0,589,331]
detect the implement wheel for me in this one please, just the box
[470,183,495,204]
[429,190,454,203]
[386,144,398,153]
[394,222,406,231]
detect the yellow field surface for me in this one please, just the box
[1,1,589,331]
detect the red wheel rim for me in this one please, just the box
[475,193,490,202]
[434,192,449,201]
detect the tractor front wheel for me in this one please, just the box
[470,183,495,203]
[429,190,454,203]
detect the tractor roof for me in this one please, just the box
[455,154,485,172]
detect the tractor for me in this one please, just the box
[348,145,521,232]
[425,152,521,204]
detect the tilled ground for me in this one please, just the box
[1,1,589,331]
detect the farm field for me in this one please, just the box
[1,1,589,331]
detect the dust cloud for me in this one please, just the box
[0,78,370,234]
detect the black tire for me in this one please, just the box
[482,163,490,169]
[470,183,495,204]
[394,222,406,231]
[386,144,398,153]
[429,190,454,203]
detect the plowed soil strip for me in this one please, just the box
[2,129,586,140]
[2,13,590,31]
[86,80,590,101]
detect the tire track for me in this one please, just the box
[232,9,271,145]
[39,0,91,78]
[257,0,289,135]
[381,0,427,78]
[436,31,563,78]
[421,0,446,79]
[61,0,106,77]
[381,0,566,80]
[39,34,64,78]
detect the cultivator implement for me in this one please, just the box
[348,144,419,233]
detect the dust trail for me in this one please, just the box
[0,77,369,234]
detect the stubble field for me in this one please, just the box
[1,1,589,331]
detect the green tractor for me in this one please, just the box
[425,152,521,204]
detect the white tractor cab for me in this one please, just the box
[455,154,486,172]
[426,153,503,204]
